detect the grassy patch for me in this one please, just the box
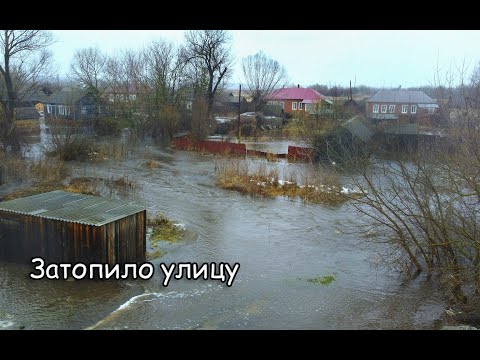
[305,275,336,286]
[147,215,185,244]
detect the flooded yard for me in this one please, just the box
[0,127,447,330]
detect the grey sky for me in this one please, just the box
[50,30,480,88]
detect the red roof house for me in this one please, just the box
[268,85,332,114]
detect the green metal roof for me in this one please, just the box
[0,191,146,226]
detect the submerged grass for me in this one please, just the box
[215,158,361,205]
[305,275,336,286]
[147,215,185,244]
[90,142,131,162]
[30,159,69,184]
[144,159,161,169]
[146,249,167,261]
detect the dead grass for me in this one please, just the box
[0,154,29,182]
[0,177,100,202]
[146,249,167,260]
[104,174,140,195]
[147,215,185,244]
[215,158,360,205]
[15,119,41,136]
[143,159,160,169]
[90,142,131,162]
[64,177,100,195]
[30,158,69,184]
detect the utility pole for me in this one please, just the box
[237,84,241,143]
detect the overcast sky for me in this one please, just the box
[50,30,480,88]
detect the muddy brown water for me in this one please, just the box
[0,128,447,329]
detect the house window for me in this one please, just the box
[129,94,137,101]
[58,106,65,116]
[280,102,284,109]
[381,105,387,113]
[298,102,303,110]
[389,105,395,113]
[428,107,434,114]
[81,106,87,115]
[402,105,408,114]
[411,105,417,114]
[292,102,297,110]
[373,104,379,113]
[46,104,51,113]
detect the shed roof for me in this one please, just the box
[342,115,374,143]
[0,191,145,226]
[368,90,436,104]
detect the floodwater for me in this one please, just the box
[0,124,447,329]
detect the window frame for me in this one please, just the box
[402,105,408,114]
[381,105,387,113]
[292,102,297,111]
[389,105,395,113]
[411,105,417,114]
[373,104,379,113]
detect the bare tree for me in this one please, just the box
[0,30,53,151]
[183,30,233,122]
[105,49,144,124]
[469,61,480,109]
[143,39,186,138]
[242,51,288,111]
[70,47,108,116]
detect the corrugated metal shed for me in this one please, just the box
[0,190,145,226]
[0,191,146,265]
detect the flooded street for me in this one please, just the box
[0,131,447,330]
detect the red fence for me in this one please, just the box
[172,138,314,162]
[287,146,315,162]
[172,138,246,156]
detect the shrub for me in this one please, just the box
[94,117,124,136]
[47,134,94,161]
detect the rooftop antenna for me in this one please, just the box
[349,80,353,100]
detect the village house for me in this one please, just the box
[44,87,108,120]
[268,85,332,115]
[214,89,253,114]
[104,84,140,103]
[366,90,439,123]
